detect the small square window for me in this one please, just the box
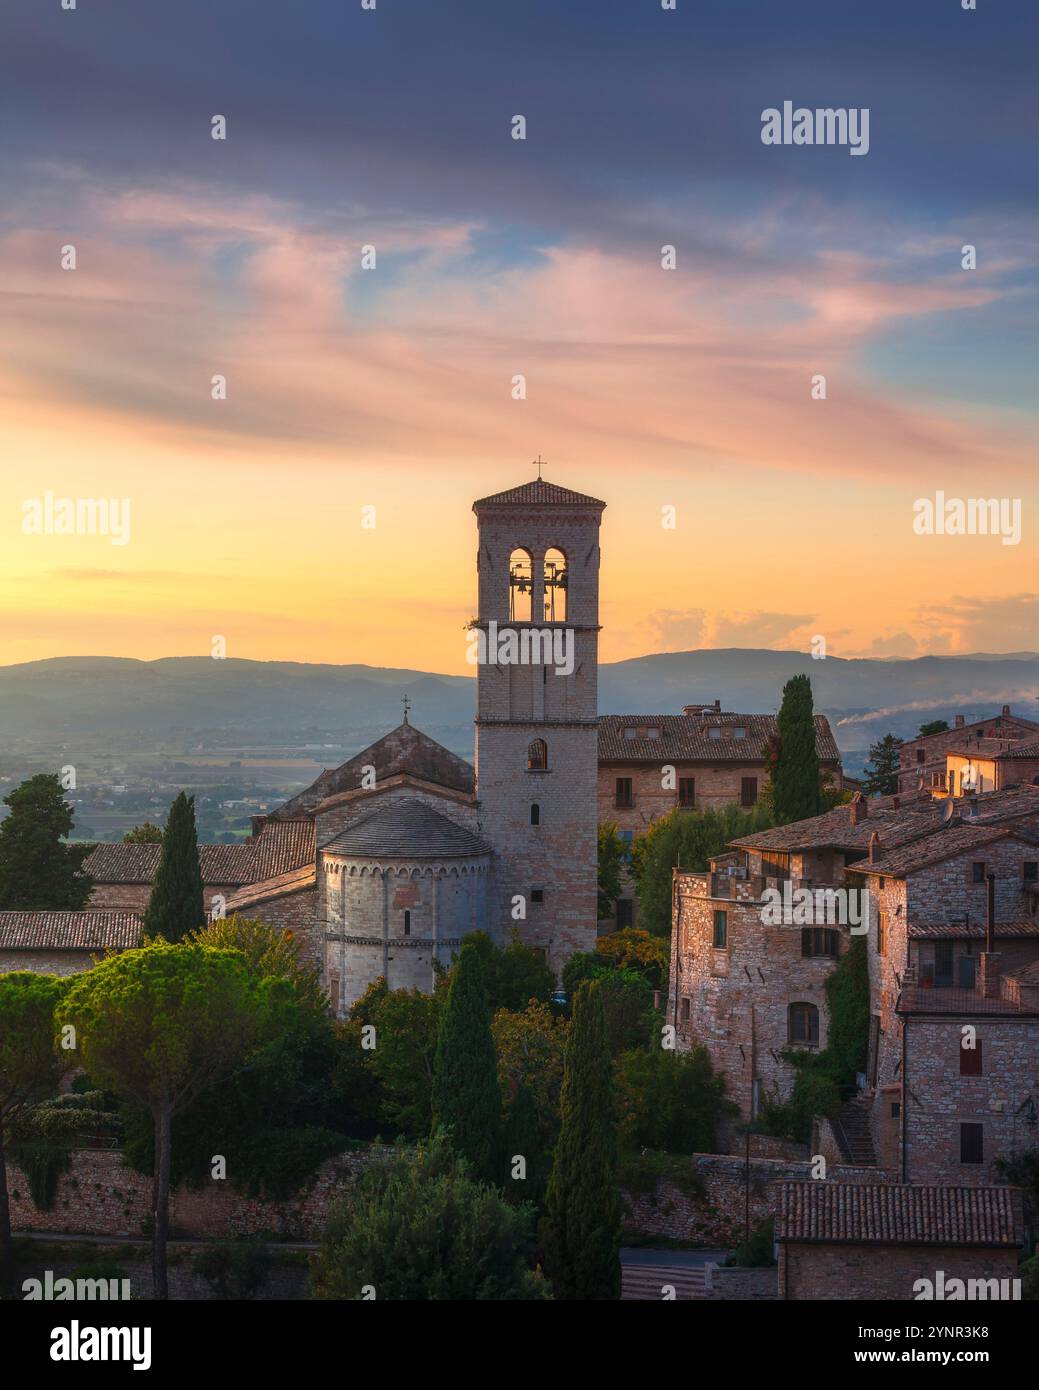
[916,748,926,763]
[530,888,544,905]
[972,862,986,884]
[1024,862,1038,883]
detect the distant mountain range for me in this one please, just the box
[1,651,1037,775]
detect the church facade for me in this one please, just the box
[214,478,607,1013]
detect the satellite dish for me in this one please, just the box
[941,799,957,824]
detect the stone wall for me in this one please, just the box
[8,1146,378,1242]
[779,1241,1021,1301]
[703,1263,778,1300]
[15,1240,310,1301]
[669,872,846,1121]
[903,1015,1039,1185]
[620,1153,879,1247]
[0,949,104,976]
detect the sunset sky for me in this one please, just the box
[2,0,1036,673]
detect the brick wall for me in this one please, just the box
[779,1241,1020,1300]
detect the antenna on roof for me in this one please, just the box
[401,693,411,724]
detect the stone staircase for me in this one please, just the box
[621,1263,707,1300]
[830,1094,877,1166]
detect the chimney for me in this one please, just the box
[986,872,996,954]
[714,699,721,711]
[1002,704,1011,716]
[868,831,881,864]
[892,795,901,809]
[955,714,965,729]
[849,791,868,825]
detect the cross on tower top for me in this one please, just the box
[531,455,548,481]
[401,693,411,724]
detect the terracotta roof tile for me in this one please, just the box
[224,864,317,911]
[908,919,1039,939]
[599,713,839,764]
[898,985,1039,1017]
[0,911,142,951]
[322,801,492,859]
[83,842,254,885]
[472,479,606,508]
[849,824,1039,878]
[776,1182,1022,1247]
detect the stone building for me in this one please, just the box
[846,789,1039,1177]
[668,780,1039,1181]
[777,1181,1024,1300]
[0,911,141,975]
[599,704,842,927]
[219,478,606,1011]
[898,705,1039,796]
[670,862,850,1126]
[6,480,606,1013]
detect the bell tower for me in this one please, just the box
[472,475,606,976]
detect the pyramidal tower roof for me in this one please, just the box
[473,479,606,510]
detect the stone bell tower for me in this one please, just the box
[471,476,606,977]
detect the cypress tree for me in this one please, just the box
[771,674,822,824]
[502,1080,548,1209]
[431,939,501,1185]
[542,980,621,1299]
[0,773,93,910]
[142,793,205,942]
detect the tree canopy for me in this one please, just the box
[0,774,93,910]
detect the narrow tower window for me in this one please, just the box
[403,910,411,937]
[543,547,567,622]
[531,803,540,826]
[508,548,533,622]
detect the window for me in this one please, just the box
[543,547,567,622]
[891,1102,901,1119]
[972,861,986,884]
[615,777,634,808]
[680,997,690,1022]
[877,911,887,956]
[618,829,634,861]
[958,955,977,989]
[708,727,722,739]
[740,777,758,807]
[530,803,540,826]
[801,927,839,958]
[916,747,926,764]
[678,777,696,807]
[788,1003,819,1046]
[527,738,548,770]
[960,1039,983,1077]
[403,910,411,937]
[616,899,634,929]
[508,548,533,622]
[960,1122,984,1164]
[713,910,728,948]
[1024,862,1038,883]
[530,887,544,905]
[935,941,954,988]
[732,728,747,739]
